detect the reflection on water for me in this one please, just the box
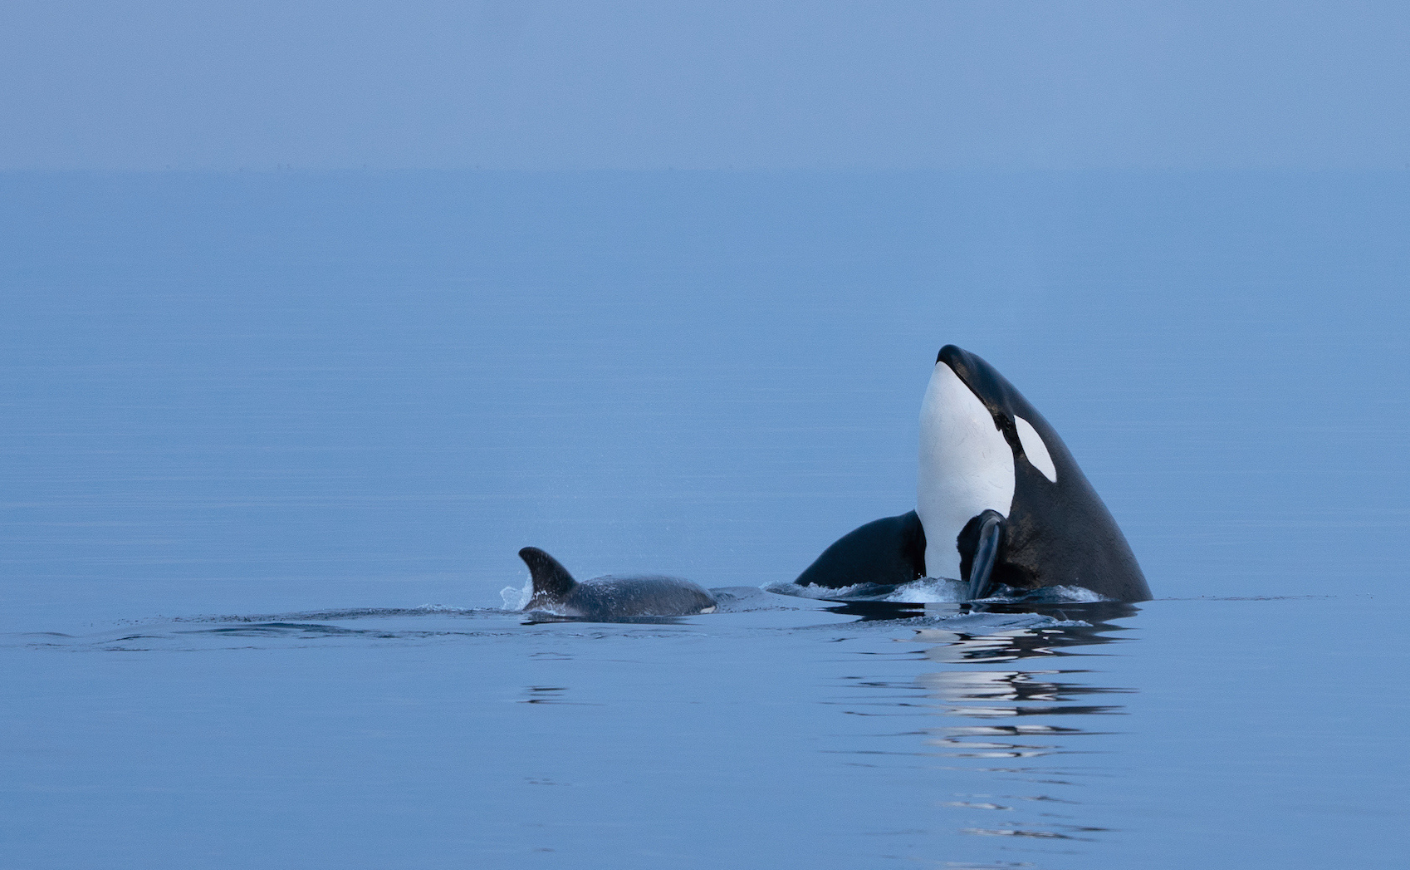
[12,598,1138,862]
[877,603,1136,853]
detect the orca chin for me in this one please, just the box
[517,547,718,621]
[793,345,1151,603]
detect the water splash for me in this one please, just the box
[501,576,532,611]
[766,577,1112,606]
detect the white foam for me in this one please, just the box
[1020,584,1110,604]
[500,577,532,611]
[763,577,1111,607]
[883,577,969,603]
[763,581,877,599]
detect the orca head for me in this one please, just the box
[917,345,1063,581]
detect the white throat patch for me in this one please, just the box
[916,362,1015,580]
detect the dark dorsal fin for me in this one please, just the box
[518,547,577,598]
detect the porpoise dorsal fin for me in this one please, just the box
[518,547,577,599]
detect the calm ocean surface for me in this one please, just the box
[2,172,1407,867]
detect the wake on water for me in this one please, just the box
[9,575,1112,654]
[503,558,1112,614]
[763,576,1112,605]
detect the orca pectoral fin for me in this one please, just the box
[964,511,1005,601]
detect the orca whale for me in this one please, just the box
[518,547,718,620]
[795,345,1150,602]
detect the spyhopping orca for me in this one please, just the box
[518,547,718,620]
[795,346,1150,602]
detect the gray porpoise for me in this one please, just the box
[518,547,717,621]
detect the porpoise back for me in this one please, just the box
[518,547,718,621]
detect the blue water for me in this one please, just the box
[2,172,1407,867]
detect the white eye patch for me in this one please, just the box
[1014,416,1057,483]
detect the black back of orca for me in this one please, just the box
[935,345,1150,601]
[793,510,926,589]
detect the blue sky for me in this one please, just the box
[2,1,1408,169]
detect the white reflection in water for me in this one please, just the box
[895,602,1136,848]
